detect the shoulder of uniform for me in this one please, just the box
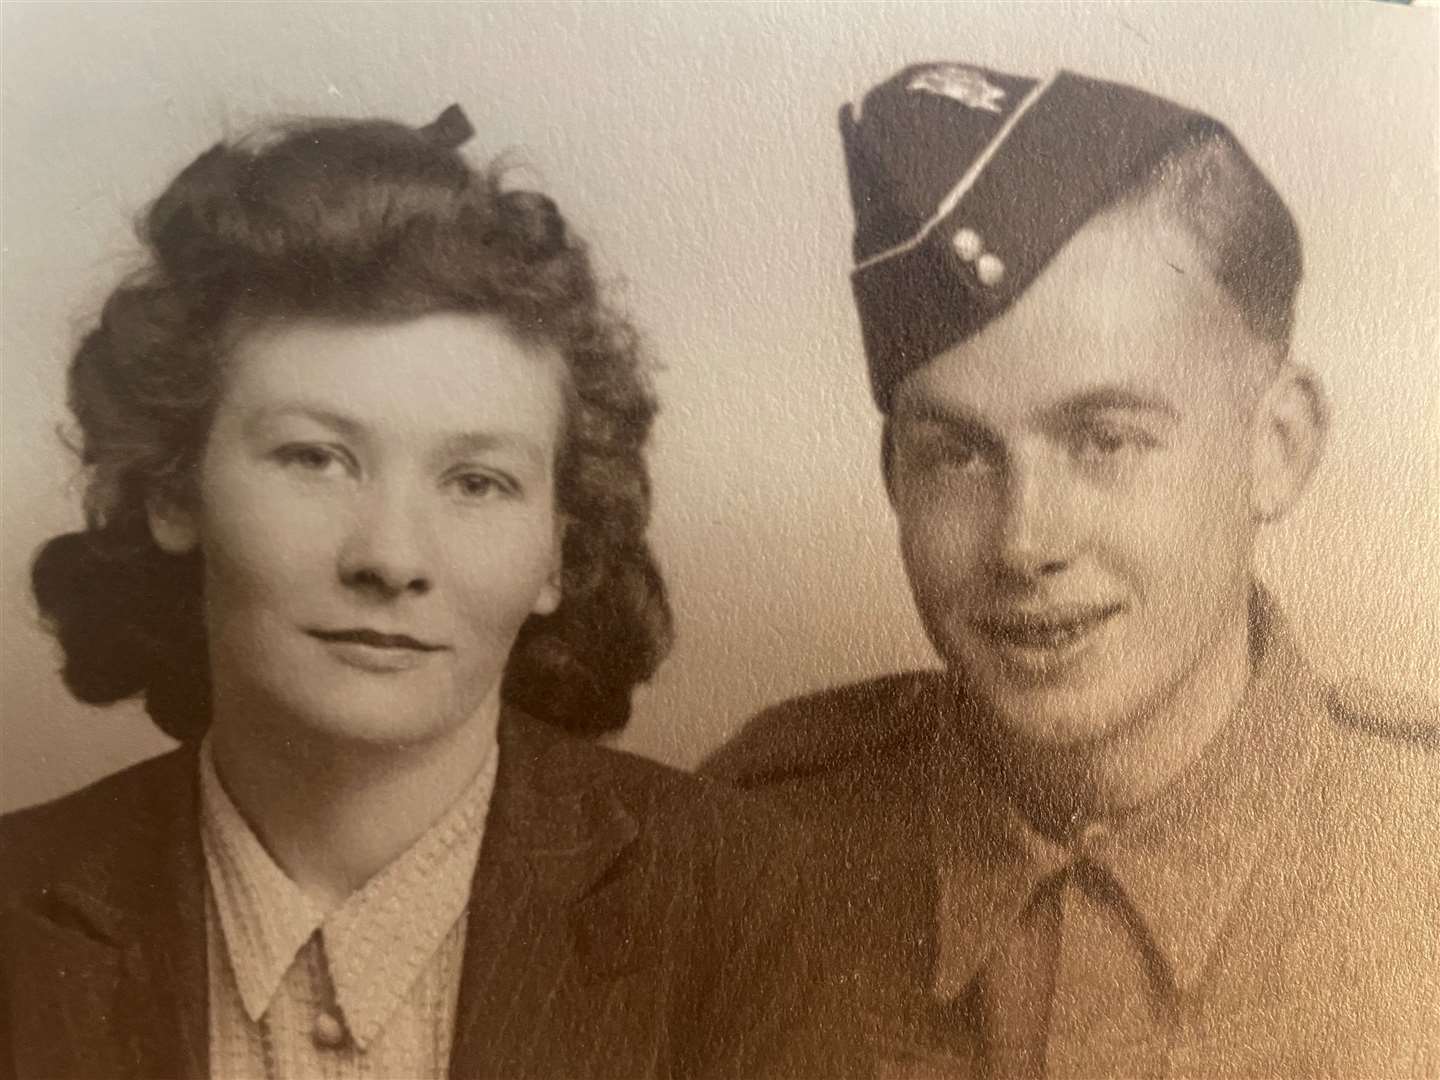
[1312,678,1440,875]
[520,717,802,843]
[1323,676,1440,754]
[700,670,946,787]
[1317,677,1438,824]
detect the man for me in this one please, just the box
[706,62,1439,1078]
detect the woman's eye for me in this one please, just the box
[275,444,345,473]
[452,472,517,500]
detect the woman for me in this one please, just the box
[0,105,812,1080]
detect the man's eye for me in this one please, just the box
[908,438,989,473]
[1073,424,1154,462]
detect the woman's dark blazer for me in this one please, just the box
[0,709,817,1080]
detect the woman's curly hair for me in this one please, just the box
[31,105,672,740]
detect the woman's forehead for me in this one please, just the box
[217,312,567,444]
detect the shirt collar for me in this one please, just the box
[929,589,1328,1000]
[928,708,1067,999]
[1098,596,1328,991]
[200,742,323,1024]
[200,730,498,1049]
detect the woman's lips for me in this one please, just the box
[310,628,445,650]
[308,628,447,673]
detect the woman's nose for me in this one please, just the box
[337,489,432,597]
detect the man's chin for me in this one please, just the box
[967,675,1135,751]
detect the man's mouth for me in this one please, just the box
[972,603,1123,655]
[308,628,446,652]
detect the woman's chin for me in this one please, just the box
[235,691,484,756]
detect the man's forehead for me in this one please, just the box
[890,204,1248,422]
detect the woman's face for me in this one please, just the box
[149,312,565,750]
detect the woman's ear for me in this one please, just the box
[533,568,562,617]
[531,515,566,616]
[147,493,199,555]
[1250,364,1330,523]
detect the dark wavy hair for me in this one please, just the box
[31,105,672,740]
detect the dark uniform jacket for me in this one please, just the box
[1,709,814,1080]
[705,606,1440,1078]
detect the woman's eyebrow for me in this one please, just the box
[437,431,548,468]
[245,404,363,438]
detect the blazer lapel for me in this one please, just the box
[448,711,642,1079]
[6,747,209,1080]
[122,781,211,1080]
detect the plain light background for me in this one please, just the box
[2,2,1437,813]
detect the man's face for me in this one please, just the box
[887,203,1268,749]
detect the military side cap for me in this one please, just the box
[842,63,1233,410]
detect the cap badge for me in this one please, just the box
[908,65,1006,113]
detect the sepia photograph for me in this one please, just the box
[2,3,1437,1078]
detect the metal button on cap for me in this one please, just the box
[951,227,983,262]
[976,252,1005,286]
[312,1008,347,1049]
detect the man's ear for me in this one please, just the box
[146,493,199,555]
[1250,364,1329,523]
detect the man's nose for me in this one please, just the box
[990,452,1074,581]
[337,486,432,598]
